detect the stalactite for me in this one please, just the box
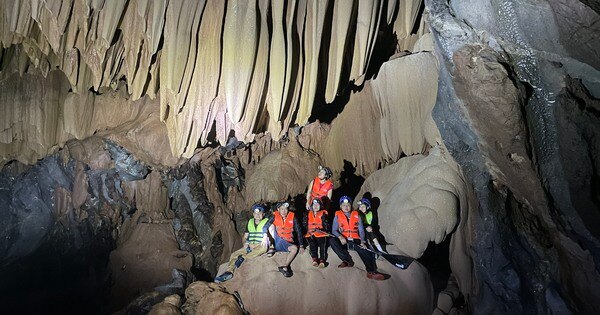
[0,0,425,161]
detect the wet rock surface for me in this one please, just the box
[168,163,222,277]
[427,0,600,312]
[555,77,600,238]
[0,142,121,313]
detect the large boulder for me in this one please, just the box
[245,140,319,203]
[356,146,466,258]
[216,250,434,314]
[181,282,243,315]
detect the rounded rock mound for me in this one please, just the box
[216,250,434,314]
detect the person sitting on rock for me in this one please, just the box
[330,196,388,281]
[214,204,270,283]
[357,197,386,253]
[305,166,333,210]
[266,201,305,277]
[303,198,329,268]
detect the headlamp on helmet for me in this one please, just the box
[277,202,290,209]
[311,199,323,207]
[339,195,352,205]
[252,204,265,213]
[357,198,371,209]
[318,165,333,179]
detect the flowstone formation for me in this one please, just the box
[0,0,427,159]
[356,147,467,259]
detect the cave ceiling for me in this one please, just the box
[0,0,427,165]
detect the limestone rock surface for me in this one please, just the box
[321,52,441,176]
[216,251,434,314]
[181,282,243,315]
[426,0,600,312]
[0,0,426,159]
[245,139,320,203]
[356,147,466,258]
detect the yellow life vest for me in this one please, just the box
[247,218,268,244]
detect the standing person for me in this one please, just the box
[266,201,305,277]
[357,198,386,253]
[214,204,270,283]
[330,196,388,280]
[305,166,333,210]
[303,198,329,268]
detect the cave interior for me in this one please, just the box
[1,0,600,314]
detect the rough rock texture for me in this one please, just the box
[108,172,193,310]
[0,136,243,312]
[554,77,600,239]
[426,0,600,312]
[356,147,466,258]
[245,139,320,203]
[0,137,137,313]
[216,251,434,315]
[181,282,243,315]
[0,69,181,167]
[149,294,182,315]
[167,159,238,277]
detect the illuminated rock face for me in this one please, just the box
[216,252,434,315]
[0,0,427,159]
[356,147,466,258]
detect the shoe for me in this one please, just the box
[318,259,326,268]
[266,248,276,257]
[367,272,389,281]
[338,261,354,268]
[214,272,233,283]
[278,266,293,277]
[312,258,319,267]
[234,255,245,268]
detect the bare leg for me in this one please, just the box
[285,245,299,267]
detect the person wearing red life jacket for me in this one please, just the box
[265,201,305,277]
[330,195,388,281]
[303,198,329,268]
[305,166,333,210]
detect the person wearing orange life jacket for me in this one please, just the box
[330,195,389,281]
[302,198,329,268]
[215,204,270,283]
[265,201,305,277]
[305,166,333,210]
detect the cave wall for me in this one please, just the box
[0,135,242,312]
[426,0,600,313]
[0,68,181,167]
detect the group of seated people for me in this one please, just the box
[215,166,390,283]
